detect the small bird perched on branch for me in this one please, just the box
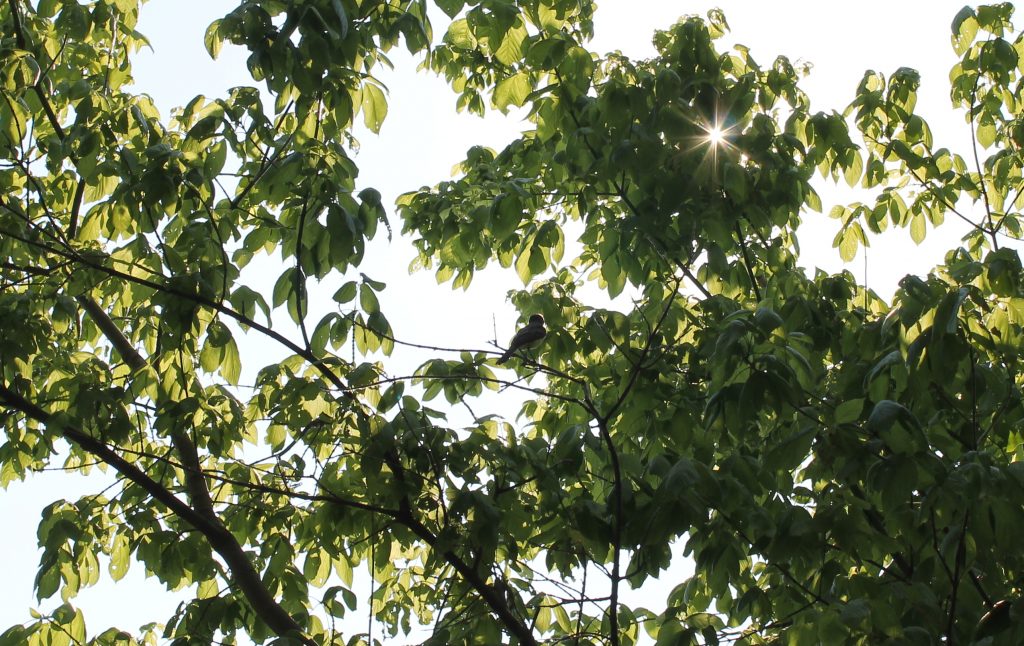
[496,314,546,364]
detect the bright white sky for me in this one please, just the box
[1,0,979,641]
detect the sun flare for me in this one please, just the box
[707,126,724,146]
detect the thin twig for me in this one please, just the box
[966,47,998,249]
[734,220,762,301]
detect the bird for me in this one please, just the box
[496,314,546,365]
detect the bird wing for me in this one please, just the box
[496,322,546,364]
[510,324,546,349]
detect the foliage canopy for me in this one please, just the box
[2,0,1024,644]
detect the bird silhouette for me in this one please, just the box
[496,314,546,364]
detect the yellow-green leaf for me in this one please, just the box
[108,535,130,582]
[204,20,222,59]
[361,83,388,133]
[494,72,531,112]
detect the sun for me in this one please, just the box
[706,125,725,146]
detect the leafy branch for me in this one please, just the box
[0,382,316,644]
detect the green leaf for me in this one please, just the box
[952,7,979,55]
[753,307,783,335]
[976,119,996,148]
[909,210,926,244]
[358,187,382,206]
[765,427,815,470]
[833,226,858,262]
[331,0,349,40]
[494,22,527,66]
[333,281,358,304]
[221,334,241,384]
[361,83,388,133]
[834,398,864,424]
[933,287,968,338]
[514,248,533,285]
[494,71,531,112]
[108,535,130,582]
[204,20,223,59]
[805,185,822,212]
[342,587,358,610]
[445,18,476,48]
[843,151,863,187]
[867,400,926,454]
[864,350,902,388]
[37,0,61,17]
[229,285,271,324]
[204,141,228,178]
[272,268,297,308]
[359,284,380,314]
[436,0,465,19]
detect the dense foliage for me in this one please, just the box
[1,0,1023,644]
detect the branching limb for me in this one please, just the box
[385,452,539,646]
[966,56,998,249]
[0,382,316,645]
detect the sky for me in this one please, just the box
[0,0,982,641]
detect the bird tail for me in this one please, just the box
[496,349,513,364]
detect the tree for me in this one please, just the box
[1,0,1023,644]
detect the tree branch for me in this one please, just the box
[734,220,762,301]
[32,264,318,642]
[0,382,315,644]
[966,52,998,249]
[398,499,539,645]
[1,31,308,637]
[0,226,349,392]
